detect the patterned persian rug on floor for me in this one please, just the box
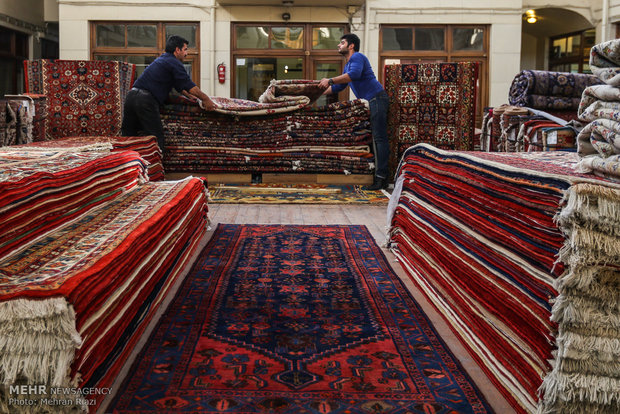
[384,62,478,177]
[107,224,492,413]
[23,59,135,138]
[208,183,389,204]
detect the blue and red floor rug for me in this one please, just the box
[108,224,492,413]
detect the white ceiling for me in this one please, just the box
[216,0,364,6]
[521,8,594,38]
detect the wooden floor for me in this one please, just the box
[206,203,516,413]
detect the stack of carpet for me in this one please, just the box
[22,94,47,142]
[11,135,165,182]
[0,149,147,260]
[387,143,620,414]
[536,38,620,414]
[508,70,602,120]
[479,70,602,154]
[384,62,478,175]
[576,39,620,182]
[161,95,373,174]
[480,105,577,153]
[0,148,209,412]
[479,105,529,151]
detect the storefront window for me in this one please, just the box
[312,27,344,50]
[127,25,157,48]
[382,28,412,51]
[271,27,303,49]
[165,25,197,48]
[452,28,484,51]
[96,24,125,47]
[232,23,346,103]
[549,29,595,73]
[415,28,444,50]
[236,57,303,101]
[91,22,200,83]
[236,26,269,49]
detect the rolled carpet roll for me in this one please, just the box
[508,70,602,110]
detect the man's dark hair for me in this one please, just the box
[165,35,189,53]
[340,33,360,52]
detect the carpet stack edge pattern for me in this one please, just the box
[388,143,620,414]
[0,149,209,413]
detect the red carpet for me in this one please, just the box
[385,62,478,175]
[108,224,491,413]
[23,59,135,138]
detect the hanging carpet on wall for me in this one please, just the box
[384,62,478,177]
[23,59,135,139]
[107,224,492,413]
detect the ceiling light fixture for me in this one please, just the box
[282,0,294,6]
[525,9,538,24]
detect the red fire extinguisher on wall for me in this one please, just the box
[217,63,226,84]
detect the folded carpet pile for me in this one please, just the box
[479,106,577,153]
[0,149,209,412]
[11,135,165,182]
[0,149,148,261]
[162,98,373,174]
[576,39,620,182]
[0,99,32,146]
[388,143,620,414]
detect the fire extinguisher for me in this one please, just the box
[217,63,226,84]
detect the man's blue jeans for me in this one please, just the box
[369,90,390,180]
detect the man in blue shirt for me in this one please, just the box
[121,35,218,150]
[319,33,390,190]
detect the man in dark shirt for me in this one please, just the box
[318,33,390,191]
[121,35,218,150]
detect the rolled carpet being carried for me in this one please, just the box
[508,70,602,110]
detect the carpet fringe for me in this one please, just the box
[554,265,618,291]
[0,298,81,387]
[555,330,620,361]
[555,356,620,378]
[552,295,620,328]
[541,181,620,413]
[538,370,620,408]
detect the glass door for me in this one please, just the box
[232,23,346,102]
[312,59,343,106]
[235,57,304,101]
